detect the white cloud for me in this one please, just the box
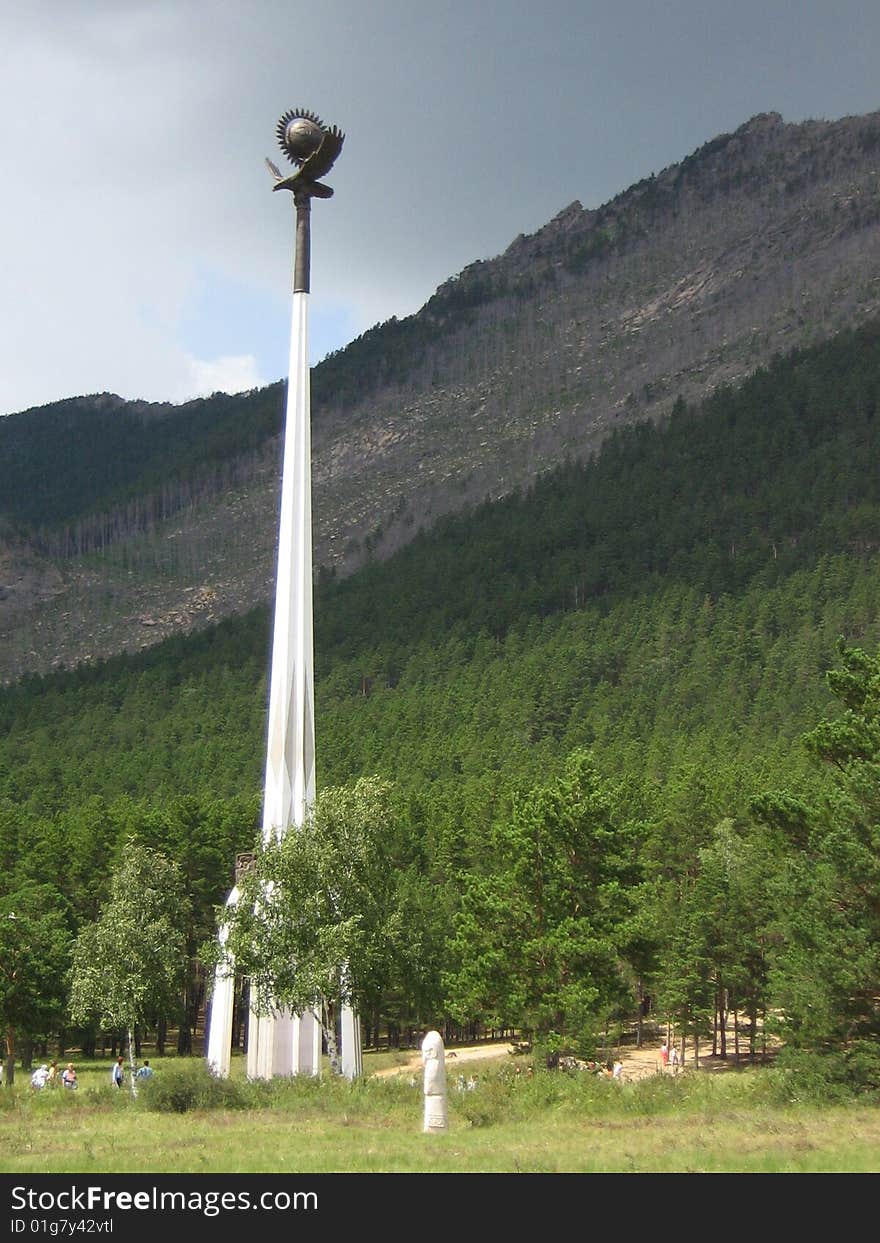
[181,354,264,401]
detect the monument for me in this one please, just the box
[421,1030,449,1132]
[206,109,362,1081]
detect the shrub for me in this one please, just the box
[764,1049,856,1105]
[452,1073,512,1127]
[139,1063,247,1113]
[843,1041,880,1094]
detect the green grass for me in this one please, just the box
[2,1057,878,1173]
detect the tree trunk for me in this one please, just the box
[127,1026,138,1099]
[4,1024,15,1087]
[713,995,719,1056]
[232,980,245,1052]
[192,973,205,1055]
[733,1009,740,1064]
[241,982,251,1057]
[321,998,340,1075]
[177,1008,192,1055]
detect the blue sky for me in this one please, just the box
[2,0,880,414]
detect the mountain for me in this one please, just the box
[4,107,880,684]
[6,314,880,819]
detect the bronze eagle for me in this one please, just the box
[266,108,344,199]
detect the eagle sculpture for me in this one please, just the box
[266,108,344,199]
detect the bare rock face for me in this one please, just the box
[5,109,880,681]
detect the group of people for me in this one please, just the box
[659,1041,680,1072]
[30,1060,77,1089]
[581,1059,624,1079]
[111,1055,154,1087]
[30,1056,155,1090]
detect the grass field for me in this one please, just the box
[2,1052,879,1175]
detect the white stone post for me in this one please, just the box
[421,1029,448,1133]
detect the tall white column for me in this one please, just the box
[340,995,363,1080]
[264,289,315,837]
[247,288,321,1079]
[205,886,239,1079]
[247,283,362,1080]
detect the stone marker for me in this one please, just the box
[421,1029,448,1133]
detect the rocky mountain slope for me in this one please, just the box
[4,108,880,683]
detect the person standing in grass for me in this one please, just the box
[136,1059,153,1080]
[111,1055,125,1088]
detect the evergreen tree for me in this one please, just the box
[443,750,640,1059]
[0,883,72,1086]
[767,643,880,1083]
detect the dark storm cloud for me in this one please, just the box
[2,0,879,412]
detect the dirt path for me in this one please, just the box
[370,1039,671,1082]
[371,1041,512,1079]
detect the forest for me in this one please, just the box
[1,319,880,1087]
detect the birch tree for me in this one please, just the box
[214,778,417,1070]
[69,839,189,1096]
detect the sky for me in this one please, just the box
[2,0,880,416]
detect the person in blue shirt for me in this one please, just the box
[136,1059,154,1080]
